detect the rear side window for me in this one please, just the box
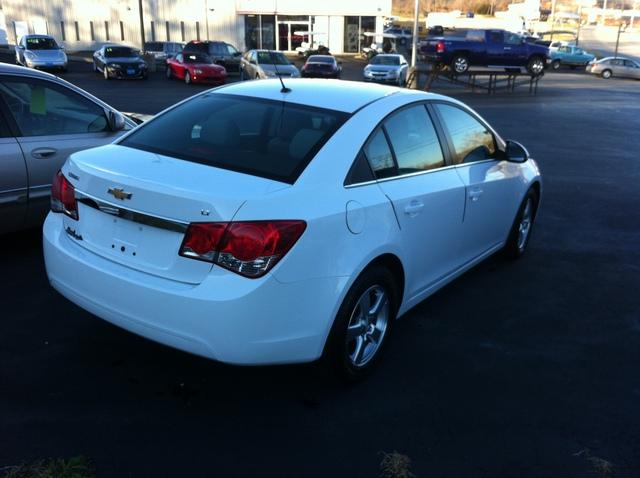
[364,128,395,179]
[383,105,444,174]
[120,94,349,184]
[435,103,496,165]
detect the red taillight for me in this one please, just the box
[436,41,445,53]
[179,220,306,278]
[51,170,78,220]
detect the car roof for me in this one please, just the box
[23,34,55,39]
[215,79,436,114]
[0,62,58,80]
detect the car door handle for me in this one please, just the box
[404,201,424,216]
[468,188,483,202]
[31,148,57,159]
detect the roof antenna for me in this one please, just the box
[268,50,291,93]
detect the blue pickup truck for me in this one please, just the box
[419,29,549,76]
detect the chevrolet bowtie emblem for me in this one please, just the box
[107,187,132,200]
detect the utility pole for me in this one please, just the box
[576,4,583,46]
[614,22,622,57]
[138,0,145,49]
[411,0,419,67]
[549,0,557,41]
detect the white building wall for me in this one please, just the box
[1,0,391,51]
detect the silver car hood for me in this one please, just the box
[261,64,298,74]
[28,49,65,60]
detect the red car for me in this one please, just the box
[166,52,227,85]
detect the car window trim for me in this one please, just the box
[344,100,452,188]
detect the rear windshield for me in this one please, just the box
[120,93,349,184]
[307,56,334,64]
[257,51,290,65]
[144,42,163,51]
[26,37,58,50]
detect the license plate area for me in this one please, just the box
[127,68,135,75]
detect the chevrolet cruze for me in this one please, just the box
[43,80,542,379]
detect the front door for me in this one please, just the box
[433,102,522,263]
[0,136,28,234]
[0,76,126,228]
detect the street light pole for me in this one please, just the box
[549,0,557,41]
[138,0,145,49]
[411,0,419,67]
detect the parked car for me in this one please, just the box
[548,40,573,53]
[586,57,640,80]
[43,79,541,379]
[93,45,148,80]
[550,45,595,70]
[384,27,412,45]
[363,54,409,86]
[301,55,341,78]
[0,63,135,234]
[166,52,227,85]
[143,41,185,65]
[419,29,549,75]
[15,35,67,71]
[182,40,241,72]
[240,50,300,80]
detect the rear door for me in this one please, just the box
[622,59,640,79]
[0,112,28,234]
[433,102,521,262]
[486,30,506,66]
[367,103,467,298]
[502,31,528,66]
[0,76,127,228]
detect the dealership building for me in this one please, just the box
[1,0,392,53]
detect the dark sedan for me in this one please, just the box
[93,45,148,80]
[300,55,341,79]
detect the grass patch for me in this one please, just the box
[379,451,415,478]
[0,456,94,478]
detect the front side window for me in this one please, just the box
[120,94,349,184]
[384,105,444,174]
[435,103,496,165]
[226,44,238,55]
[504,32,521,45]
[0,79,109,136]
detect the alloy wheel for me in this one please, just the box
[517,198,533,251]
[345,285,390,368]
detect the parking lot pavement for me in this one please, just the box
[1,55,640,477]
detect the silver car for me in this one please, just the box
[363,54,409,86]
[240,50,300,80]
[587,57,640,80]
[0,64,135,234]
[15,35,68,71]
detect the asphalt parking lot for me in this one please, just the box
[1,54,640,477]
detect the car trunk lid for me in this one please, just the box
[62,144,288,284]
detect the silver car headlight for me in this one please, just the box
[24,51,35,59]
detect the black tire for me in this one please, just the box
[551,59,561,70]
[504,188,539,260]
[324,265,398,381]
[184,71,191,84]
[92,61,97,73]
[103,67,110,80]
[601,69,612,79]
[527,56,545,76]
[165,66,172,79]
[451,53,469,74]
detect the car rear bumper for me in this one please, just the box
[43,213,342,365]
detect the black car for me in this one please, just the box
[93,45,147,80]
[182,41,241,72]
[301,55,341,78]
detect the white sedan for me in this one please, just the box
[43,79,542,380]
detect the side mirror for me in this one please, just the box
[505,140,529,163]
[107,110,126,132]
[16,45,24,50]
